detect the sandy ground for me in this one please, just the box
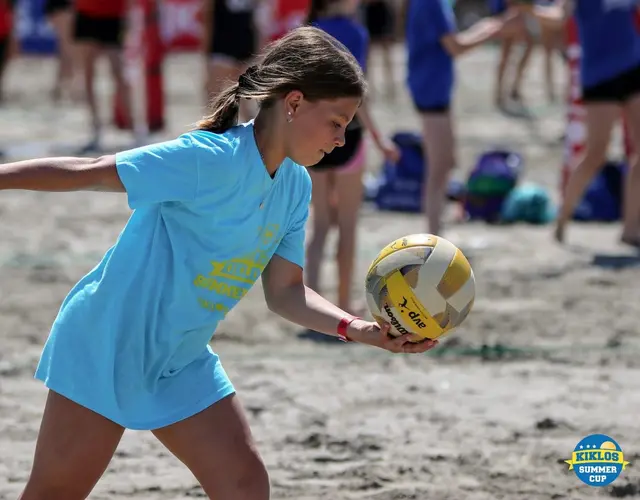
[1,44,640,499]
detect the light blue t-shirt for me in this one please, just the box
[406,0,457,108]
[575,0,640,87]
[35,122,312,430]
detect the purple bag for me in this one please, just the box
[464,149,523,223]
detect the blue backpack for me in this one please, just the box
[464,149,523,223]
[573,161,625,222]
[371,132,464,212]
[374,132,425,212]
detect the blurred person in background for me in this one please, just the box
[489,0,534,112]
[305,0,399,315]
[524,0,640,246]
[0,0,16,104]
[44,0,75,102]
[537,0,565,103]
[405,0,523,236]
[202,0,258,121]
[363,0,396,97]
[73,0,130,153]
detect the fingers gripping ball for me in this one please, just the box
[365,234,476,342]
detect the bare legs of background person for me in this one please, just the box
[0,33,18,103]
[0,44,8,104]
[509,31,533,106]
[366,39,395,99]
[306,169,364,315]
[334,168,365,313]
[306,170,331,298]
[554,103,618,243]
[421,112,455,237]
[47,9,76,102]
[495,31,533,112]
[76,44,134,152]
[620,95,640,245]
[495,38,514,109]
[76,41,102,152]
[540,23,563,103]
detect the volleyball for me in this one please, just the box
[365,234,476,341]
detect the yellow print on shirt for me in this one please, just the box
[194,224,281,314]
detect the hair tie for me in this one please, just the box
[238,65,258,89]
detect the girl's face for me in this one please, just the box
[284,95,361,167]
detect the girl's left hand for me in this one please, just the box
[347,319,439,354]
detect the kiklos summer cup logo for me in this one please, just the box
[564,434,630,487]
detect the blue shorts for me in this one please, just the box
[36,332,235,431]
[411,88,453,115]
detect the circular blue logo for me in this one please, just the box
[565,434,630,487]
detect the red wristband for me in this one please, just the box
[337,316,360,342]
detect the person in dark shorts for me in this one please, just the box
[525,0,640,246]
[202,0,258,121]
[73,0,129,153]
[44,0,75,101]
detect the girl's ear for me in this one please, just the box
[283,90,305,119]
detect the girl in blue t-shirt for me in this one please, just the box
[306,0,399,315]
[525,0,640,245]
[404,0,523,235]
[0,27,437,499]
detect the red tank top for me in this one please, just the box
[76,0,127,18]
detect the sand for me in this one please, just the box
[1,44,640,499]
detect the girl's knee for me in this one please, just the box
[202,449,270,500]
[237,453,270,499]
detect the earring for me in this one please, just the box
[287,112,293,123]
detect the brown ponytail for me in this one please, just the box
[195,83,242,133]
[196,27,366,134]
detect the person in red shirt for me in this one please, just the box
[73,0,131,153]
[0,0,16,103]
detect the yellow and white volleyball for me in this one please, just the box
[365,234,476,341]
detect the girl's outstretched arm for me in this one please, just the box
[0,155,124,192]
